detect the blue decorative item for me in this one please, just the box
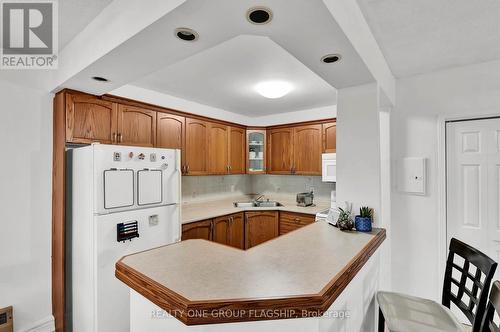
[355,216,372,232]
[355,206,373,232]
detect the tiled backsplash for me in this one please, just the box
[182,174,335,202]
[249,174,334,198]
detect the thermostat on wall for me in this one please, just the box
[397,157,426,195]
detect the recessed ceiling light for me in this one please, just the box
[247,7,273,25]
[321,54,342,64]
[175,28,199,41]
[255,81,293,99]
[92,76,109,82]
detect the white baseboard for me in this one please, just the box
[21,315,55,332]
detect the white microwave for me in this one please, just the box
[322,153,336,182]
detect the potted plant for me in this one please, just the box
[337,202,354,231]
[355,206,373,232]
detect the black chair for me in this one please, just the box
[378,238,497,332]
[480,280,500,332]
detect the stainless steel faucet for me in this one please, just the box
[253,194,265,203]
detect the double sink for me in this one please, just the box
[233,200,283,208]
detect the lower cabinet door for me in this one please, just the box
[212,216,230,245]
[245,211,279,249]
[213,213,245,249]
[228,213,245,249]
[181,219,212,241]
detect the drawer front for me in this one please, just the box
[279,212,315,235]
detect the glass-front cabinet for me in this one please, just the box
[247,130,266,174]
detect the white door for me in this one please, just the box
[447,118,500,275]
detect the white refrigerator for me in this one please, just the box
[67,144,181,332]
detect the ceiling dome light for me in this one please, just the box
[175,27,199,41]
[247,7,273,25]
[255,81,293,99]
[321,54,342,64]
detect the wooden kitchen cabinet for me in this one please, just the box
[229,127,246,174]
[181,219,212,241]
[267,124,322,175]
[293,124,322,175]
[212,217,228,245]
[185,118,209,175]
[267,128,294,174]
[208,123,229,174]
[228,212,245,249]
[279,211,315,235]
[213,213,245,249]
[157,113,186,172]
[323,122,336,153]
[66,93,118,144]
[117,104,156,147]
[156,113,185,150]
[245,211,279,249]
[247,129,266,174]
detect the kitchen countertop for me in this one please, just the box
[116,222,386,325]
[181,195,331,224]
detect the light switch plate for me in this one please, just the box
[397,157,426,195]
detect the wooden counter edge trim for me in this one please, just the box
[115,261,192,324]
[115,228,386,325]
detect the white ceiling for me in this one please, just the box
[357,0,500,77]
[59,0,113,50]
[133,35,337,115]
[61,0,374,115]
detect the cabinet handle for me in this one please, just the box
[117,133,123,143]
[186,165,189,174]
[112,132,116,143]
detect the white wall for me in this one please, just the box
[336,83,381,220]
[0,80,54,331]
[391,59,500,301]
[110,85,337,126]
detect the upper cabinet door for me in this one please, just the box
[229,127,246,174]
[156,113,185,149]
[293,125,322,175]
[323,122,337,153]
[117,105,156,147]
[208,123,229,175]
[267,128,294,174]
[66,93,118,144]
[157,113,185,170]
[185,118,209,175]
